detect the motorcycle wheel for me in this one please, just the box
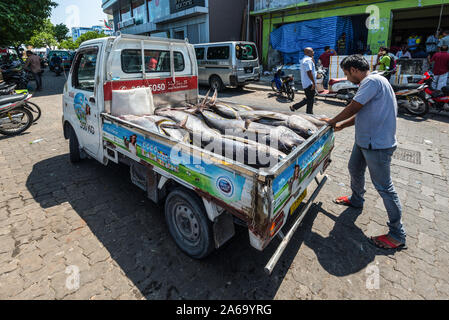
[0,107,33,136]
[405,94,429,116]
[25,101,42,122]
[287,87,295,101]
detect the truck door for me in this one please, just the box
[66,45,102,156]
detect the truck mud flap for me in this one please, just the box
[264,174,328,275]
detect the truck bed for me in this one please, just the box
[100,109,334,250]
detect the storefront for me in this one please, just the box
[102,0,209,44]
[251,0,446,67]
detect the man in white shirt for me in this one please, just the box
[290,47,317,114]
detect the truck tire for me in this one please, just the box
[69,127,81,163]
[165,188,214,259]
[209,75,224,92]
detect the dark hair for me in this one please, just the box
[442,45,449,52]
[26,50,33,55]
[340,54,370,72]
[324,46,330,51]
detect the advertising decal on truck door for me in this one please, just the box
[74,92,94,134]
[103,122,249,204]
[272,131,334,214]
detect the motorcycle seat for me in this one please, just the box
[392,83,421,90]
[431,90,445,98]
[281,75,293,80]
[0,94,26,105]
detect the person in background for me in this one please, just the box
[438,30,449,49]
[290,47,316,114]
[430,45,449,90]
[337,33,347,55]
[396,44,411,59]
[318,46,336,89]
[412,45,429,59]
[373,47,392,80]
[24,50,42,91]
[407,33,422,53]
[426,31,439,59]
[320,54,406,251]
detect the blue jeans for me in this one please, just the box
[348,144,406,243]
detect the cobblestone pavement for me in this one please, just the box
[0,73,448,300]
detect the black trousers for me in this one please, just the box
[32,72,42,90]
[292,85,315,114]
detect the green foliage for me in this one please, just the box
[0,0,57,48]
[54,23,70,43]
[59,39,77,50]
[27,19,57,48]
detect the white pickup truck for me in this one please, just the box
[62,34,334,274]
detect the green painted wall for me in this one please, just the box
[253,0,445,66]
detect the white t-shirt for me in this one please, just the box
[300,56,316,89]
[129,143,137,155]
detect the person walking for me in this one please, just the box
[321,54,406,250]
[318,46,336,89]
[290,47,316,114]
[24,50,42,91]
[430,45,449,90]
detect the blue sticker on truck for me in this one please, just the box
[272,130,334,213]
[102,122,247,203]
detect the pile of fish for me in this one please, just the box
[119,90,328,168]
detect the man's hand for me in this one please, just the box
[310,83,315,91]
[319,117,336,127]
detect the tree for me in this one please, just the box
[54,24,70,43]
[59,39,77,50]
[0,0,57,52]
[27,19,57,48]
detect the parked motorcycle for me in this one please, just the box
[418,71,449,113]
[316,65,359,104]
[391,82,429,116]
[271,65,295,101]
[54,64,62,76]
[0,93,34,136]
[0,83,41,122]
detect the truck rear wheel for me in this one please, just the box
[209,75,224,92]
[165,188,214,259]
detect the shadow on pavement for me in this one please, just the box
[26,154,311,299]
[303,204,397,277]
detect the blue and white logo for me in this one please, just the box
[216,176,234,198]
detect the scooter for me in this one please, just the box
[54,64,62,76]
[315,65,359,104]
[0,93,34,136]
[418,71,449,113]
[271,65,295,101]
[391,81,429,116]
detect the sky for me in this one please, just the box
[50,0,108,31]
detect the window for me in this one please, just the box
[206,46,230,60]
[236,43,258,60]
[195,47,205,60]
[132,0,146,25]
[72,48,98,92]
[121,49,185,73]
[121,5,131,21]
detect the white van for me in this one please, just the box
[194,41,261,91]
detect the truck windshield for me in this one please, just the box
[235,43,257,61]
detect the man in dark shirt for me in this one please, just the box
[430,45,449,90]
[318,46,336,89]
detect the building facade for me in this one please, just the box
[102,0,254,44]
[72,26,114,42]
[251,0,448,67]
